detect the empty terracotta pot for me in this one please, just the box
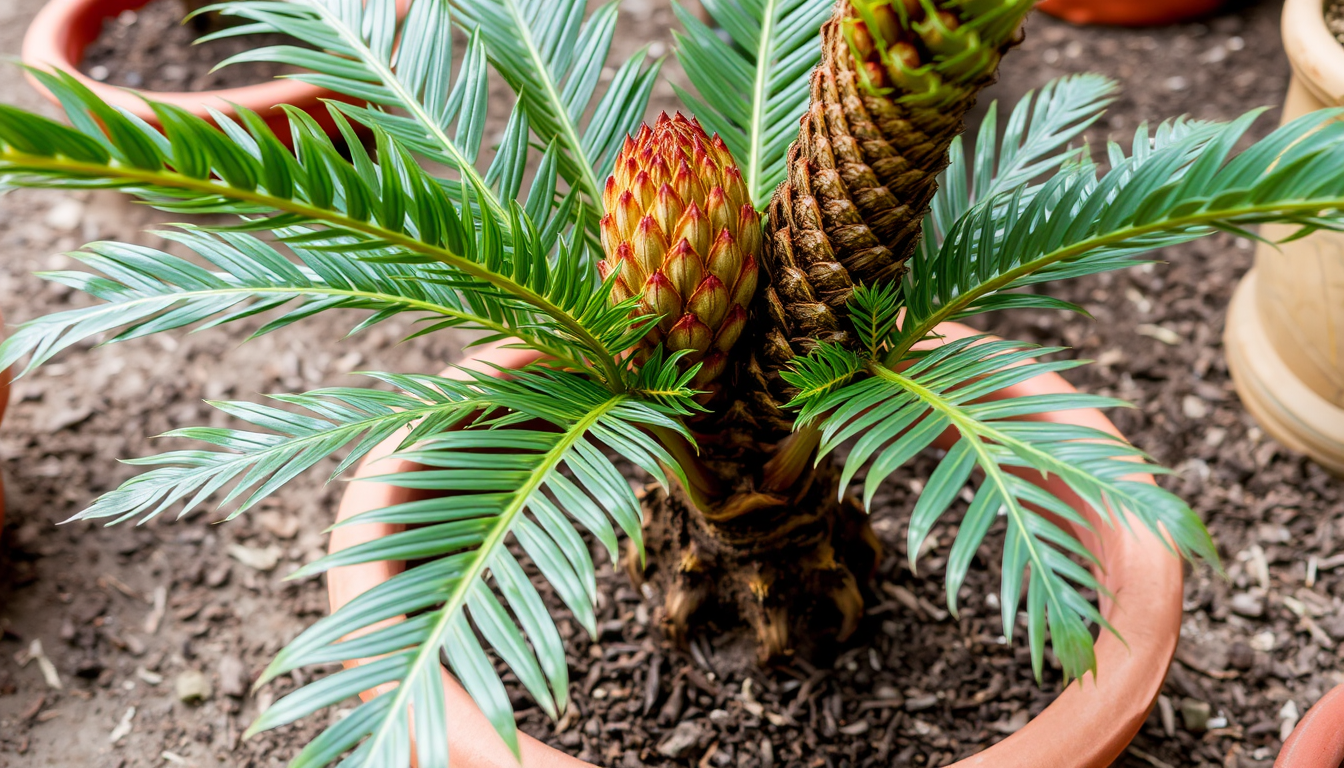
[21,0,351,139]
[326,323,1186,767]
[1225,0,1344,475]
[1277,683,1344,767]
[1036,0,1225,26]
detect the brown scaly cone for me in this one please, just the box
[612,3,1034,665]
[598,112,760,394]
[741,0,1035,436]
[599,115,876,663]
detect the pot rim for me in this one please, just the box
[1035,0,1225,28]
[326,324,1185,768]
[20,0,333,124]
[1282,0,1344,107]
[1276,682,1344,768]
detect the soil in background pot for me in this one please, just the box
[1328,0,1344,45]
[78,0,296,92]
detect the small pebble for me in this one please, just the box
[1158,694,1176,736]
[1137,323,1182,346]
[1229,592,1264,618]
[1251,631,1277,652]
[218,655,248,698]
[656,721,702,759]
[1182,395,1208,420]
[44,199,85,232]
[839,720,870,736]
[109,706,135,744]
[175,670,212,703]
[228,544,282,572]
[1229,642,1255,671]
[258,511,300,540]
[205,563,232,588]
[122,634,146,657]
[990,709,1030,735]
[904,694,938,712]
[1181,698,1211,732]
[1279,700,1300,742]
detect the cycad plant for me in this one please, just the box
[3,0,1344,764]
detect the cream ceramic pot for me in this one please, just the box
[1225,0,1344,474]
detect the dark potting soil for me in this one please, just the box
[78,0,296,92]
[1322,0,1344,45]
[1328,0,1344,45]
[514,4,1342,768]
[511,463,1068,768]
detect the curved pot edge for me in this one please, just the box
[20,0,344,135]
[0,308,8,535]
[326,326,1185,768]
[1225,270,1344,474]
[1276,683,1344,768]
[1034,0,1225,28]
[1282,0,1344,108]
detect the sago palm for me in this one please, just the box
[1,0,1342,764]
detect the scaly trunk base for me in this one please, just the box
[628,461,882,663]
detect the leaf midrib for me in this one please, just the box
[869,362,1069,635]
[889,198,1344,362]
[356,393,623,759]
[29,283,585,374]
[747,0,779,205]
[298,0,508,225]
[499,0,603,207]
[4,150,625,387]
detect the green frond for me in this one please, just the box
[672,0,833,206]
[781,341,863,426]
[626,347,707,415]
[243,368,690,767]
[450,0,661,212]
[813,336,1216,683]
[0,76,634,385]
[0,229,587,377]
[924,73,1119,248]
[66,375,493,526]
[848,282,903,357]
[202,0,539,232]
[893,108,1344,358]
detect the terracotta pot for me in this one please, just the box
[327,324,1185,768]
[1035,0,1225,26]
[1225,0,1344,476]
[21,0,358,140]
[0,310,9,535]
[1277,683,1344,767]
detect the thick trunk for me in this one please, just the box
[630,452,881,663]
